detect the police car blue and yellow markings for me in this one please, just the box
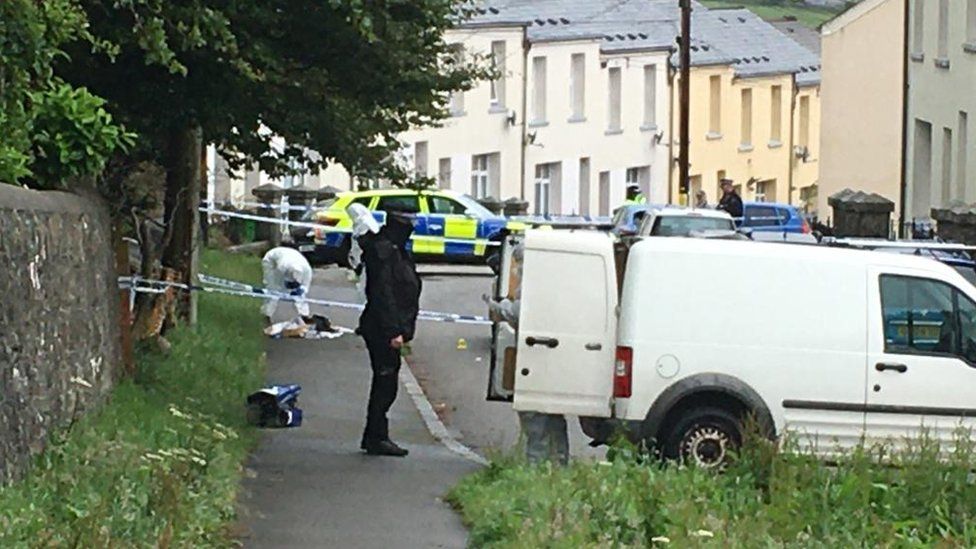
[312,189,510,257]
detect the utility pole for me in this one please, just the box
[678,0,692,204]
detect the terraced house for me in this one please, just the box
[218,0,823,215]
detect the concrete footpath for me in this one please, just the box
[239,302,479,548]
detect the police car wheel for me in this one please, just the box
[661,406,742,469]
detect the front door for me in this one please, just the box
[513,231,617,417]
[867,268,976,449]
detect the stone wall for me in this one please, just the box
[0,185,121,484]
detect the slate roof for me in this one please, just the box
[464,0,821,84]
[770,18,822,55]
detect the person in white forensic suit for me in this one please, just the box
[346,203,380,302]
[261,246,314,323]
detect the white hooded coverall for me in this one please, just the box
[261,247,314,319]
[346,203,380,302]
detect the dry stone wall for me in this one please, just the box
[0,185,121,484]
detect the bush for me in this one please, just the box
[0,250,264,547]
[450,433,976,547]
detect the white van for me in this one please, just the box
[487,230,976,466]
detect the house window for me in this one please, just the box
[449,45,466,114]
[414,141,428,178]
[471,154,490,198]
[531,56,547,124]
[626,166,651,199]
[942,127,953,205]
[740,88,753,148]
[490,41,506,108]
[570,53,585,120]
[534,163,561,215]
[598,171,611,215]
[913,0,925,58]
[968,0,976,45]
[959,112,969,201]
[579,158,591,216]
[770,85,783,143]
[608,67,622,132]
[798,95,810,148]
[709,75,722,136]
[438,158,451,189]
[937,0,949,62]
[643,64,657,128]
[912,119,933,218]
[754,180,777,203]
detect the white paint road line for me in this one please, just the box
[399,360,489,466]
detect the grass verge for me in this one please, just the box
[700,0,843,28]
[0,249,265,547]
[449,435,976,547]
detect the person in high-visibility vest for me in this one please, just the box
[624,184,647,205]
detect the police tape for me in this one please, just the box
[119,274,492,326]
[199,207,502,248]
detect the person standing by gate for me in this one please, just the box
[357,206,421,457]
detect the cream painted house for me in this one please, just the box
[214,0,823,215]
[669,8,821,209]
[399,1,677,215]
[817,0,904,224]
[904,0,976,222]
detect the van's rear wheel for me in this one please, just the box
[661,406,742,469]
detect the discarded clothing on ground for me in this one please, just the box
[263,314,354,340]
[246,384,303,428]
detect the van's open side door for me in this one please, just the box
[487,234,519,402]
[513,231,618,417]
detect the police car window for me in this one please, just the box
[376,195,420,213]
[429,196,467,215]
[744,206,780,227]
[352,196,372,208]
[880,275,958,357]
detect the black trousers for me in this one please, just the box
[362,333,401,444]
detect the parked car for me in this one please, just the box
[610,204,652,236]
[635,206,736,237]
[311,189,529,265]
[489,231,976,467]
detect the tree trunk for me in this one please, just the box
[161,124,202,325]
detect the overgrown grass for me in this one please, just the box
[700,0,844,28]
[0,249,265,547]
[450,433,976,547]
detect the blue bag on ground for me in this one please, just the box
[247,384,303,428]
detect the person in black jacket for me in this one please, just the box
[357,207,422,457]
[716,178,744,219]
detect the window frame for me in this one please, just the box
[471,154,490,199]
[375,194,421,214]
[879,274,976,366]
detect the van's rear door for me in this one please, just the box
[513,231,617,417]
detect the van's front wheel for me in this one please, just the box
[661,407,742,469]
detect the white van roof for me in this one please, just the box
[631,235,962,275]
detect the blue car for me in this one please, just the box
[738,202,812,235]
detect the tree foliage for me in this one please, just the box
[60,0,489,183]
[0,0,131,187]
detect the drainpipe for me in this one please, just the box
[898,0,910,238]
[667,49,676,204]
[519,26,530,202]
[787,73,798,207]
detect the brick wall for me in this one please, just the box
[0,185,121,484]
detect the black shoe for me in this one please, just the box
[364,439,409,457]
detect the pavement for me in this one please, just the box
[240,268,478,549]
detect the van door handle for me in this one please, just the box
[875,362,908,373]
[585,343,602,351]
[526,336,559,348]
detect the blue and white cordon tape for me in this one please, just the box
[118,273,491,326]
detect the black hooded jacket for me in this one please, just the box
[358,217,422,342]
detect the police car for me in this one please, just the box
[311,189,527,265]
